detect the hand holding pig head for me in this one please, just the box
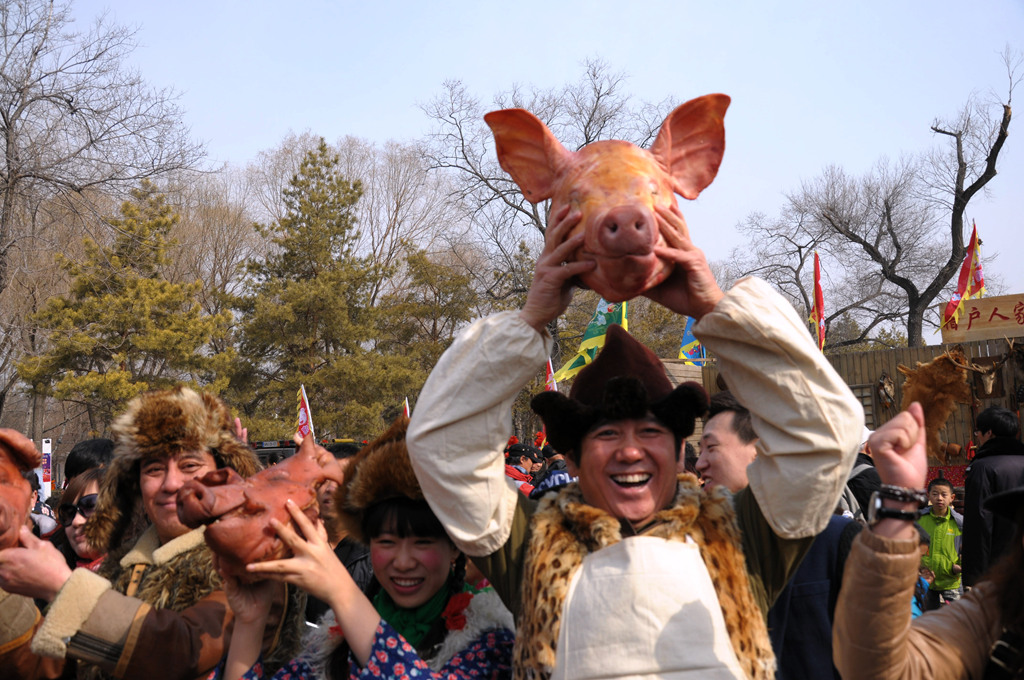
[177,435,345,581]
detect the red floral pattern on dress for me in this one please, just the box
[234,620,512,680]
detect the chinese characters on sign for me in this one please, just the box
[940,294,1024,344]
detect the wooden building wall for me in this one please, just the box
[695,337,1024,467]
[663,359,705,447]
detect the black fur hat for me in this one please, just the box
[531,325,708,461]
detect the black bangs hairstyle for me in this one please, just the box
[331,494,467,679]
[362,496,448,542]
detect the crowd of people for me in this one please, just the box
[0,201,1021,680]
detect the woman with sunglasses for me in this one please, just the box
[51,466,106,571]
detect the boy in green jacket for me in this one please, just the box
[918,477,963,609]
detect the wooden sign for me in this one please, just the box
[940,294,1024,343]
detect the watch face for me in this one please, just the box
[866,491,919,526]
[867,492,884,526]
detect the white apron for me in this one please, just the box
[552,535,745,680]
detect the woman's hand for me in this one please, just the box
[249,501,379,667]
[643,204,724,320]
[233,418,248,445]
[246,500,351,605]
[0,526,72,601]
[519,204,595,334]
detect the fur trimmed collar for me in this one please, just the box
[119,525,207,568]
[514,474,775,680]
[301,588,513,678]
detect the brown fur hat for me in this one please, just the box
[531,324,708,462]
[331,414,420,545]
[86,386,261,552]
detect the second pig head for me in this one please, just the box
[0,429,41,550]
[485,93,730,303]
[177,435,344,580]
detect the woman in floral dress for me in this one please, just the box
[221,416,514,680]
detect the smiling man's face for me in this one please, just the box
[140,449,217,544]
[696,411,757,493]
[568,415,679,528]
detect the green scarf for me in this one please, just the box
[372,584,451,649]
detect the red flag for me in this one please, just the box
[943,222,985,327]
[402,397,411,418]
[538,359,557,448]
[811,252,825,350]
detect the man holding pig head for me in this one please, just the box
[407,204,863,679]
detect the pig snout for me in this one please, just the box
[177,468,247,528]
[597,205,656,256]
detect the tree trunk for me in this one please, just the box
[907,307,925,347]
[31,391,45,443]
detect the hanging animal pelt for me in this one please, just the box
[897,347,972,464]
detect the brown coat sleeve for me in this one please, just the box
[833,529,1002,680]
[70,586,292,680]
[68,589,234,679]
[35,566,292,680]
[0,591,64,679]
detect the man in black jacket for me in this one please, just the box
[845,427,882,513]
[963,406,1024,586]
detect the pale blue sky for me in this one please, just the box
[72,0,1024,340]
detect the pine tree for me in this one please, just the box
[232,140,423,440]
[376,249,477,372]
[18,182,231,431]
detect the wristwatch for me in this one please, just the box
[866,490,922,526]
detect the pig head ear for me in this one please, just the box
[484,109,571,202]
[649,94,731,200]
[0,428,41,471]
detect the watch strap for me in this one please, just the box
[877,484,928,507]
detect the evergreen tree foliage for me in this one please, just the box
[376,249,477,372]
[232,140,424,440]
[18,182,230,430]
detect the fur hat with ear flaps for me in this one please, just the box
[331,414,421,545]
[531,324,709,461]
[86,386,262,552]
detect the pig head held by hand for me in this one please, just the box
[0,429,41,550]
[485,94,729,303]
[177,435,344,580]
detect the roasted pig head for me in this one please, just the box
[177,435,344,580]
[485,93,730,303]
[0,429,41,550]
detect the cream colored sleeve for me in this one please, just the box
[407,311,552,556]
[31,568,120,658]
[695,277,863,538]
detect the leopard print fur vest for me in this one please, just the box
[513,473,775,680]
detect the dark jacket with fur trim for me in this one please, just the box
[32,525,305,680]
